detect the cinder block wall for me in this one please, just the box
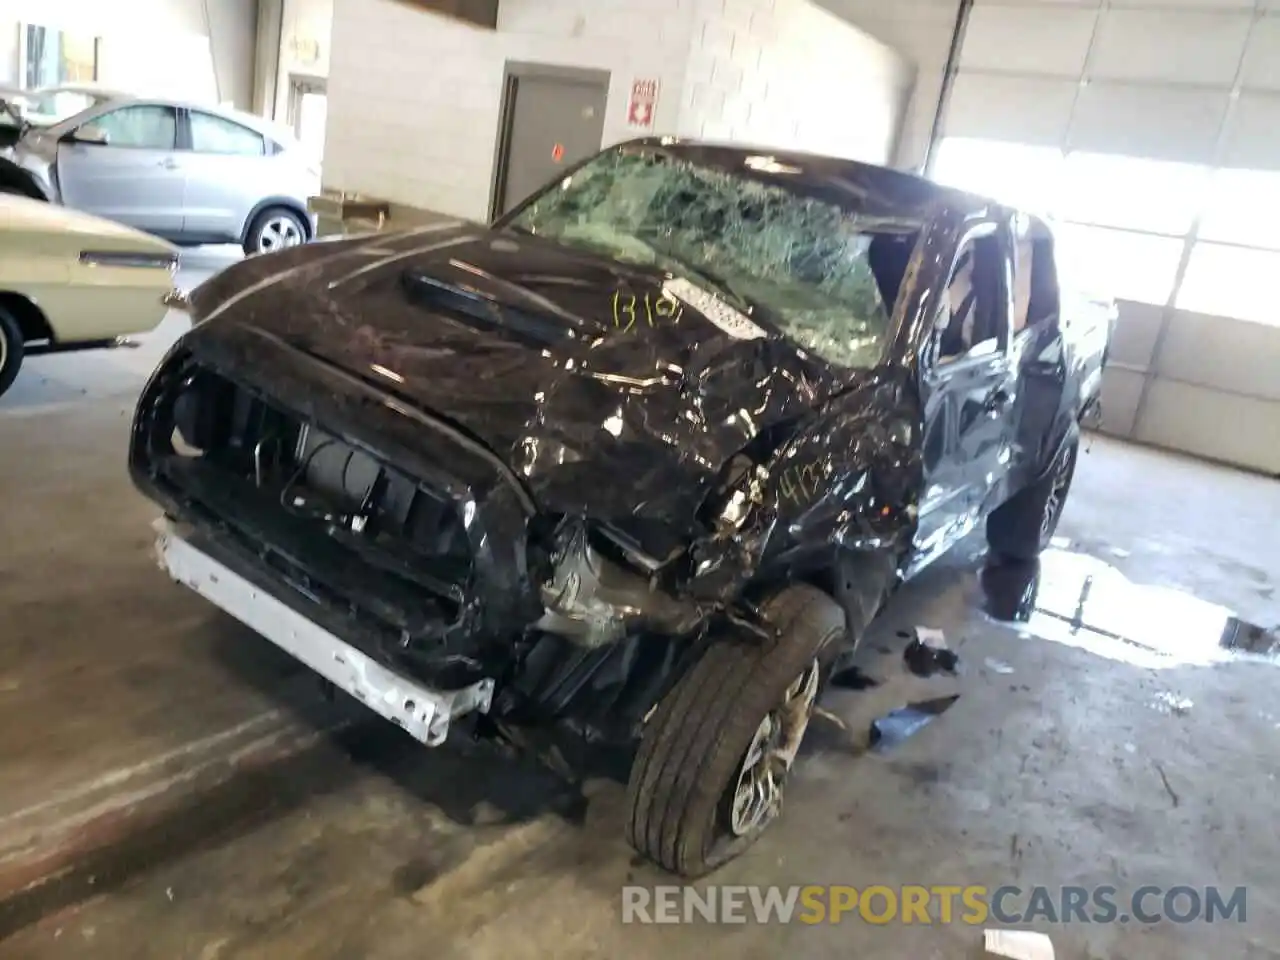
[323,0,912,222]
[324,0,697,221]
[678,0,913,164]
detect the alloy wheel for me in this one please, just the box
[257,216,304,253]
[729,658,821,836]
[1040,446,1075,541]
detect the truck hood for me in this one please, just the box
[186,222,850,523]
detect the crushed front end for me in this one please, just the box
[127,319,721,748]
[129,324,548,744]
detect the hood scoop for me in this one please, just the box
[400,269,582,351]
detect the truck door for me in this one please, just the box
[911,221,1018,567]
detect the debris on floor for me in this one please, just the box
[1150,692,1193,716]
[868,695,960,753]
[828,664,879,690]
[903,627,959,677]
[984,658,1015,675]
[983,929,1055,959]
[1220,619,1280,657]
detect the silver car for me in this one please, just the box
[0,89,320,255]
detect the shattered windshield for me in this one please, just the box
[507,148,916,369]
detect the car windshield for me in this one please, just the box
[506,148,918,369]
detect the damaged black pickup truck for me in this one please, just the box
[130,139,1113,877]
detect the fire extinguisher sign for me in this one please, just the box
[627,78,660,130]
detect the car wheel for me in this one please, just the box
[0,306,25,399]
[986,433,1079,562]
[244,207,307,256]
[625,584,846,878]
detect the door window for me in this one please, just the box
[90,105,177,150]
[189,111,265,156]
[934,232,1006,366]
[1013,234,1061,335]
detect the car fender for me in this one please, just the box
[685,367,924,602]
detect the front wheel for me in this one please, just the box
[0,305,25,398]
[624,584,846,878]
[987,434,1079,561]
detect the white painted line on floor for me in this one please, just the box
[0,711,284,830]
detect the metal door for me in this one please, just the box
[494,68,608,217]
[56,104,185,235]
[910,224,1017,572]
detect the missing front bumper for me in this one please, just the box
[153,517,495,746]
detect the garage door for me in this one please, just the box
[929,0,1280,475]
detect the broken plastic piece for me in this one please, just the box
[868,695,959,752]
[903,627,959,677]
[1150,691,1193,716]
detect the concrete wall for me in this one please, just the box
[815,0,961,171]
[0,0,256,109]
[206,0,257,109]
[324,0,912,221]
[323,0,697,221]
[680,0,912,165]
[274,0,333,119]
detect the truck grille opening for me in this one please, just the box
[142,360,474,640]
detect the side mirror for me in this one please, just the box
[69,123,109,146]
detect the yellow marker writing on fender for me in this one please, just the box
[611,289,683,333]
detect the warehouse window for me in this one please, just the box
[931,137,1064,214]
[1058,152,1206,237]
[1198,169,1280,252]
[1055,224,1183,305]
[936,233,1006,364]
[1177,243,1280,325]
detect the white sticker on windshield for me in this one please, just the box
[663,278,767,341]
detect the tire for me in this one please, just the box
[986,433,1079,562]
[243,206,307,256]
[0,305,25,399]
[625,584,846,878]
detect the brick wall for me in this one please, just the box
[680,0,913,164]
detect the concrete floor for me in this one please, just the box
[1,275,1278,958]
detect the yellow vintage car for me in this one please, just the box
[0,194,181,398]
